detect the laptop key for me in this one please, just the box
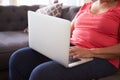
[69,56,81,63]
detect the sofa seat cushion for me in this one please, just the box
[0,31,28,70]
[98,70,120,80]
[0,31,28,53]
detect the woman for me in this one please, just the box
[9,0,120,80]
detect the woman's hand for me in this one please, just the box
[69,46,93,58]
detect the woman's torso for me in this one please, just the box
[70,1,120,68]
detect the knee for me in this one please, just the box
[29,61,64,80]
[9,47,34,66]
[10,47,30,61]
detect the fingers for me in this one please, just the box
[69,46,76,54]
[72,54,80,58]
[69,46,93,58]
[69,46,80,58]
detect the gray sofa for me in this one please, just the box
[0,5,119,80]
[0,5,40,80]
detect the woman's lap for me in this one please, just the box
[9,47,117,80]
[29,58,117,80]
[9,47,51,80]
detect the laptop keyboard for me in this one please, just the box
[69,56,81,63]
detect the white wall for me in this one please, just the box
[17,0,51,5]
[84,0,92,3]
[0,0,92,6]
[0,0,10,5]
[59,0,92,6]
[16,0,86,6]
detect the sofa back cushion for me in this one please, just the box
[61,6,80,21]
[0,5,80,31]
[0,5,40,31]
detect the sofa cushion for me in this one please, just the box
[61,6,80,21]
[99,70,120,80]
[24,3,63,33]
[0,31,28,52]
[0,5,40,31]
[0,31,28,70]
[36,3,63,17]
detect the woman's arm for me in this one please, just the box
[70,27,120,59]
[90,27,120,59]
[91,43,120,59]
[70,43,120,59]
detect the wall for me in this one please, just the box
[84,0,91,3]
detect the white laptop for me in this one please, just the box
[28,11,93,68]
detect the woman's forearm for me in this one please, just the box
[90,43,120,59]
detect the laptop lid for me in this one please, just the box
[28,11,71,67]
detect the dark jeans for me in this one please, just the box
[9,47,117,80]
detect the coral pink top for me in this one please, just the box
[70,1,120,68]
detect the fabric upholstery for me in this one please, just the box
[0,5,39,31]
[24,3,63,33]
[0,31,28,70]
[0,5,41,80]
[36,3,63,17]
[99,70,120,80]
[61,6,80,21]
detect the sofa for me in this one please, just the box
[0,5,120,80]
[0,5,41,80]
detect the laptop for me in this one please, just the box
[28,11,93,68]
